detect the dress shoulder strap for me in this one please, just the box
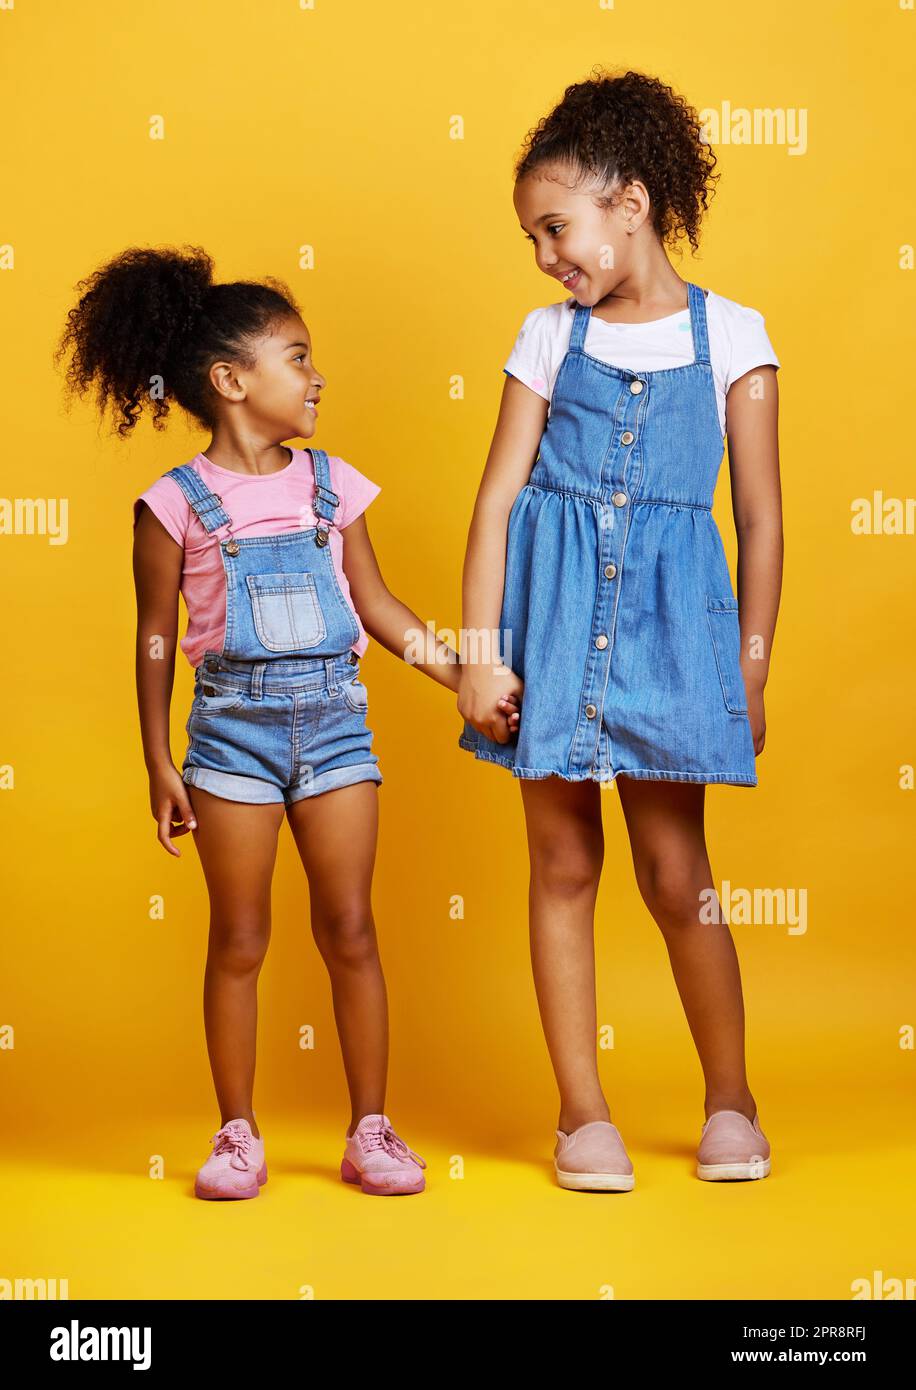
[686,283,711,366]
[568,301,591,353]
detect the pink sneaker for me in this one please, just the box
[340,1114,426,1195]
[194,1118,267,1200]
[696,1109,771,1181]
[554,1120,635,1191]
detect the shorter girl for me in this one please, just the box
[56,245,519,1199]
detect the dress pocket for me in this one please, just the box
[246,572,327,652]
[705,596,747,715]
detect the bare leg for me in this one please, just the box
[615,776,757,1122]
[285,783,386,1135]
[187,785,286,1138]
[519,777,609,1134]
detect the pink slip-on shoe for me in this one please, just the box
[554,1120,635,1192]
[696,1109,771,1181]
[340,1114,426,1195]
[194,1118,267,1200]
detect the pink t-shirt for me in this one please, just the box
[133,448,381,667]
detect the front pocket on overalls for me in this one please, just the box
[191,688,246,719]
[246,573,327,652]
[705,597,748,715]
[341,676,369,714]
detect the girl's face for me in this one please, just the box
[514,165,639,303]
[232,312,327,440]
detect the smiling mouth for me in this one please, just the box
[556,268,582,285]
[304,398,320,412]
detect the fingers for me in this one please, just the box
[156,797,197,857]
[157,805,181,857]
[497,695,520,731]
[487,707,521,743]
[177,792,198,831]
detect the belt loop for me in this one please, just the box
[250,662,266,700]
[325,656,338,695]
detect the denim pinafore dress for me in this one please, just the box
[459,283,757,786]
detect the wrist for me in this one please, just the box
[146,752,175,776]
[742,659,768,690]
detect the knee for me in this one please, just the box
[313,907,377,968]
[531,841,602,901]
[635,859,706,927]
[209,923,269,975]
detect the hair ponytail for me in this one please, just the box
[54,244,298,437]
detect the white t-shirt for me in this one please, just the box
[503,288,780,438]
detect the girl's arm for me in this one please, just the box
[725,365,783,755]
[132,505,199,855]
[457,374,548,743]
[341,514,466,694]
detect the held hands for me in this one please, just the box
[499,690,521,735]
[457,663,524,745]
[149,763,198,856]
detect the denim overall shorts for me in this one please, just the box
[459,282,757,787]
[166,448,382,805]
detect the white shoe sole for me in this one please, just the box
[696,1156,771,1181]
[555,1166,635,1192]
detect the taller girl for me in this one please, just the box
[458,68,783,1188]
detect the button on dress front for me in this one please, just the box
[458,282,758,786]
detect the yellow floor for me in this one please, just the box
[5,1097,913,1300]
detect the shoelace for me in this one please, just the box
[210,1122,253,1171]
[361,1124,427,1169]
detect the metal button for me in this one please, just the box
[604,563,617,579]
[621,430,635,445]
[205,658,219,672]
[595,634,608,650]
[585,703,597,718]
[316,527,329,548]
[224,540,240,556]
[612,492,628,507]
[629,380,644,394]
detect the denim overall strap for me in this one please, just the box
[165,463,231,535]
[686,283,711,366]
[309,448,340,524]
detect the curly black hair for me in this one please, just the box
[514,66,719,255]
[53,245,300,437]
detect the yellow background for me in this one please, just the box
[2,0,914,1299]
